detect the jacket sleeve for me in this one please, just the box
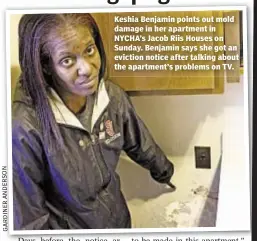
[120,91,174,184]
[12,121,50,230]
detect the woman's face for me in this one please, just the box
[48,25,101,97]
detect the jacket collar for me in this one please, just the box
[48,79,110,132]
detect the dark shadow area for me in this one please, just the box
[198,155,222,227]
[116,156,175,201]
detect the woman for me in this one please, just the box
[12,13,175,230]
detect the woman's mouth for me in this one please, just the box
[75,77,96,88]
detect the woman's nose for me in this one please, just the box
[77,58,92,76]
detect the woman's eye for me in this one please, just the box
[60,58,74,67]
[86,45,96,56]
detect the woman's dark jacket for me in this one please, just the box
[12,79,174,230]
